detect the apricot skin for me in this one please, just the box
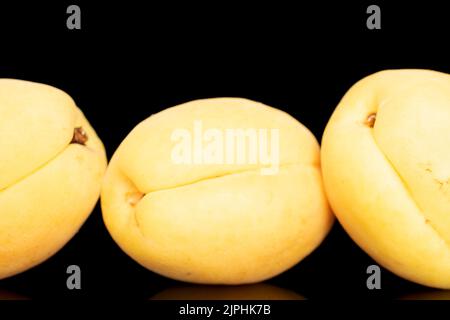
[321,69,450,289]
[101,98,333,284]
[0,79,107,279]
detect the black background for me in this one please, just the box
[0,1,449,301]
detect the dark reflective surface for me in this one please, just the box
[0,289,29,300]
[399,290,450,300]
[151,283,305,300]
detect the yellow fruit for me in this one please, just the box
[321,69,450,288]
[0,79,107,279]
[102,97,332,284]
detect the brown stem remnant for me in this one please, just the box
[365,113,377,128]
[71,127,88,145]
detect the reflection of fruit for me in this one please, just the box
[400,290,450,300]
[102,98,333,284]
[151,283,305,300]
[0,79,107,279]
[321,70,450,289]
[0,289,29,300]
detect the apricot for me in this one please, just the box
[101,98,332,284]
[0,79,107,279]
[321,69,450,288]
